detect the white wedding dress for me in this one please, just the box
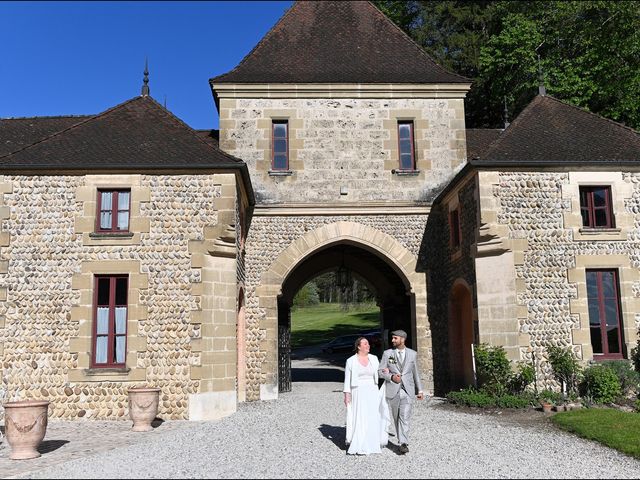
[345,360,390,455]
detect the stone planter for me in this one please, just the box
[127,387,160,432]
[541,402,553,414]
[554,404,566,412]
[3,400,50,460]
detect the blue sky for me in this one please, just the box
[0,1,293,129]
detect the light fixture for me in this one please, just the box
[336,247,352,291]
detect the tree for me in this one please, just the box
[374,1,640,129]
[293,281,320,308]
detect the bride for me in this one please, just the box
[343,336,390,455]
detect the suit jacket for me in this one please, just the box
[378,348,423,400]
[343,354,380,393]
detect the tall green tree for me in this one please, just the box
[374,0,640,129]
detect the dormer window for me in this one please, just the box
[97,189,130,233]
[271,120,289,170]
[580,186,614,228]
[398,121,416,171]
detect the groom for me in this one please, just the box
[378,329,424,454]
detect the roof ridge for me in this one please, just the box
[544,95,640,136]
[477,95,545,160]
[142,96,243,164]
[209,1,298,82]
[0,114,93,121]
[366,1,470,83]
[0,97,145,160]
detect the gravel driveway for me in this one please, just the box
[6,353,640,479]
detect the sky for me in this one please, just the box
[0,1,293,130]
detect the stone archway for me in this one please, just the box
[449,279,475,390]
[255,221,429,400]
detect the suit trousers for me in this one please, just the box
[388,387,413,445]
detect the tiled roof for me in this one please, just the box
[195,129,219,148]
[0,115,91,156]
[465,129,502,161]
[0,96,244,169]
[476,95,640,165]
[211,1,468,84]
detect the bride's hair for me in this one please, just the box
[354,336,368,354]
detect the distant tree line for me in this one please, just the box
[374,0,640,130]
[292,272,376,308]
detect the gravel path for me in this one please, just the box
[8,377,640,479]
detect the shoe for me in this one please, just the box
[399,443,409,454]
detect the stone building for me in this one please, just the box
[1,0,639,421]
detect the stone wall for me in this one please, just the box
[0,173,239,420]
[219,98,466,204]
[479,170,640,387]
[243,214,429,401]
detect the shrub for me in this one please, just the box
[496,393,535,409]
[474,343,512,396]
[447,387,496,408]
[547,344,582,395]
[508,362,535,394]
[631,342,640,374]
[600,360,640,396]
[538,388,563,405]
[580,364,622,404]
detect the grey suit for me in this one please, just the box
[378,347,423,446]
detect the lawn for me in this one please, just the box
[291,302,379,348]
[551,408,640,459]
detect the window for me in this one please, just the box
[97,190,130,232]
[271,120,289,170]
[586,269,624,359]
[92,275,128,367]
[579,186,614,228]
[397,121,415,170]
[449,208,461,249]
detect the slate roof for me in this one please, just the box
[475,95,640,165]
[211,1,468,84]
[465,129,502,161]
[0,115,91,156]
[0,96,244,169]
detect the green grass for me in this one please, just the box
[551,408,640,459]
[291,302,379,348]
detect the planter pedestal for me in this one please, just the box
[3,400,50,460]
[128,387,160,432]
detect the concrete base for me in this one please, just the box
[260,382,278,401]
[188,391,237,421]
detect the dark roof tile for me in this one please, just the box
[0,96,244,169]
[466,129,502,161]
[0,115,91,156]
[211,1,468,84]
[477,95,640,165]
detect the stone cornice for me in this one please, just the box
[253,202,430,216]
[212,83,471,99]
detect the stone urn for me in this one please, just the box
[127,387,161,432]
[3,399,50,460]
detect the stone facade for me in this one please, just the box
[218,96,467,203]
[0,172,243,421]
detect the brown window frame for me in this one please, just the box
[271,120,289,171]
[91,274,129,368]
[449,207,462,250]
[586,268,625,360]
[397,121,416,171]
[579,186,614,228]
[96,189,131,233]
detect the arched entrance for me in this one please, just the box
[255,221,429,400]
[449,280,475,389]
[277,242,413,392]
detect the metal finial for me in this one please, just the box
[141,58,150,96]
[537,54,546,96]
[503,96,510,129]
[164,95,167,109]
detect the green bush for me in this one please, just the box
[600,360,640,396]
[496,393,535,409]
[538,388,563,405]
[631,342,640,374]
[474,343,512,396]
[547,344,582,395]
[447,387,496,408]
[581,364,622,404]
[508,362,535,394]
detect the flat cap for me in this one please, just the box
[391,329,407,338]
